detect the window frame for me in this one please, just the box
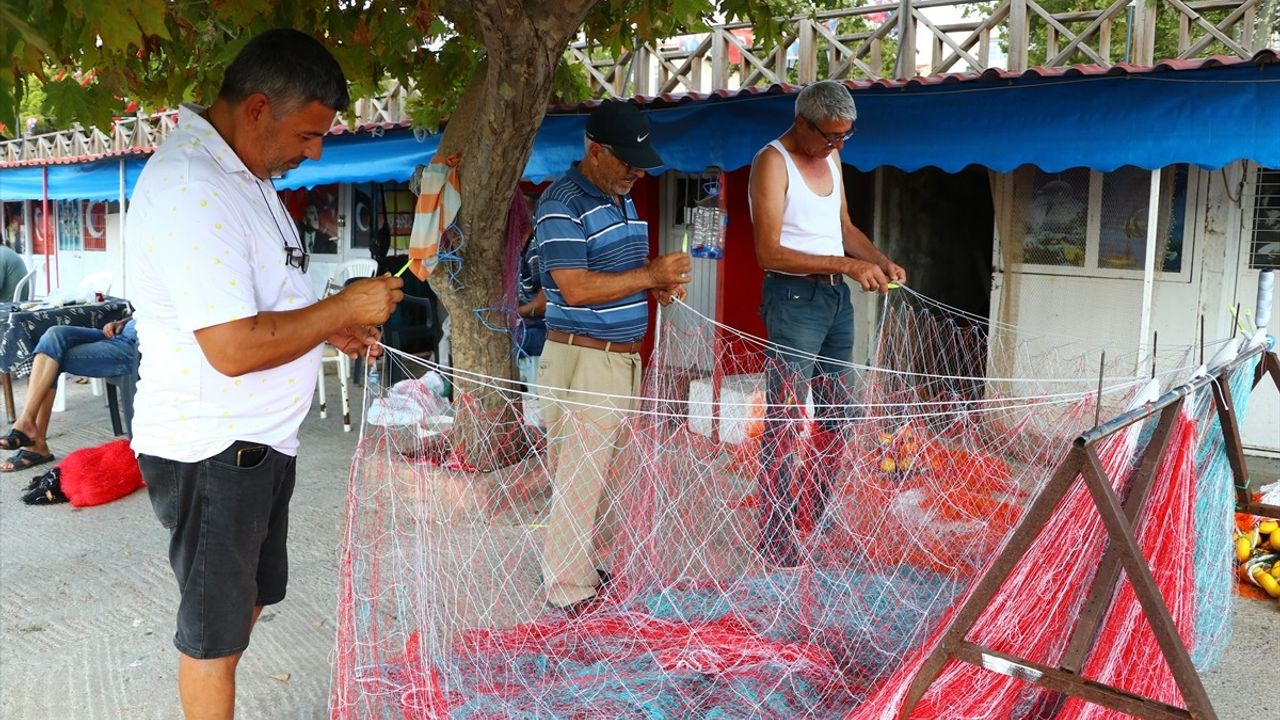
[1008,164,1199,283]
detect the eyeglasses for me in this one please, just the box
[804,117,856,147]
[284,244,311,274]
[600,144,637,173]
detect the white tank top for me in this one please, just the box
[767,139,844,262]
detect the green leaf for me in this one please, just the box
[42,77,101,129]
[96,2,144,53]
[130,0,172,41]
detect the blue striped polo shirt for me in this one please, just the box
[534,164,650,342]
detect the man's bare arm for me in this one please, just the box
[194,275,403,376]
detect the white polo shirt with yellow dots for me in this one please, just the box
[125,104,323,462]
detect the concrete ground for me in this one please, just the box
[0,372,1276,719]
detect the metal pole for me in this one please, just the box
[21,200,32,259]
[1137,168,1161,373]
[119,159,128,297]
[41,166,51,294]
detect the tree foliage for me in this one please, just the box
[2,0,842,133]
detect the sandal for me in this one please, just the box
[0,428,33,451]
[1,449,54,473]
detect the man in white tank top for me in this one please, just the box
[748,80,906,568]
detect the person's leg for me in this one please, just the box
[139,446,289,720]
[4,353,60,454]
[758,275,826,565]
[587,351,642,578]
[542,344,635,607]
[1,327,108,451]
[176,607,264,720]
[808,283,856,533]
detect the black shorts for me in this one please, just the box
[140,441,297,660]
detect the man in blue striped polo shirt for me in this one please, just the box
[535,101,691,614]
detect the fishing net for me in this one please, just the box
[330,285,1260,720]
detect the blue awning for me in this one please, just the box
[3,58,1278,198]
[275,130,441,190]
[0,159,147,202]
[634,60,1280,175]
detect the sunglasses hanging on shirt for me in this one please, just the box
[256,181,311,274]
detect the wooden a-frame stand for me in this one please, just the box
[898,348,1280,720]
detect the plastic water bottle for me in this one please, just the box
[690,207,708,258]
[705,210,726,260]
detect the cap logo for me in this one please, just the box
[637,132,649,142]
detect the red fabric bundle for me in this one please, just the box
[59,438,143,507]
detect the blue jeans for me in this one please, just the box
[34,323,138,381]
[758,274,855,561]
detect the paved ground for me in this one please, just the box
[0,373,1276,719]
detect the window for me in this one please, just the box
[1012,165,1191,279]
[2,202,26,253]
[379,183,416,253]
[55,200,82,252]
[671,173,722,229]
[81,201,112,251]
[1250,166,1280,270]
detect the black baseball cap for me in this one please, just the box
[585,101,663,170]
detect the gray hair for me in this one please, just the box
[218,28,349,116]
[794,80,857,123]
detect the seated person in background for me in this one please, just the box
[0,243,28,302]
[0,317,138,471]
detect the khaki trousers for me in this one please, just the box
[538,339,642,606]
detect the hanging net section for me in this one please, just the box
[330,285,1252,720]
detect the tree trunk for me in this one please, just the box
[430,0,596,470]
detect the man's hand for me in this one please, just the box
[329,326,383,363]
[879,260,907,284]
[646,252,692,288]
[336,274,404,326]
[102,319,126,339]
[652,285,687,306]
[843,258,891,293]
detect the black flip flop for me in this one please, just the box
[0,428,33,451]
[2,449,54,473]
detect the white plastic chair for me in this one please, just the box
[12,268,36,302]
[316,259,378,431]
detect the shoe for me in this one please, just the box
[545,594,601,619]
[595,568,613,593]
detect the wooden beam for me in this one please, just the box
[1061,401,1184,673]
[898,447,1086,718]
[951,643,1193,720]
[1078,449,1218,719]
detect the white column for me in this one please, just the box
[1137,168,1162,370]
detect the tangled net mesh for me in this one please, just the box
[330,286,1257,719]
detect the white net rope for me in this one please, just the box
[330,286,1254,719]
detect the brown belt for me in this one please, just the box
[766,270,842,285]
[547,329,643,354]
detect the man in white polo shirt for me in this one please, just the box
[125,29,403,719]
[750,80,906,568]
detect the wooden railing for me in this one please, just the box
[2,0,1275,166]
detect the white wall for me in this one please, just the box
[990,163,1278,454]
